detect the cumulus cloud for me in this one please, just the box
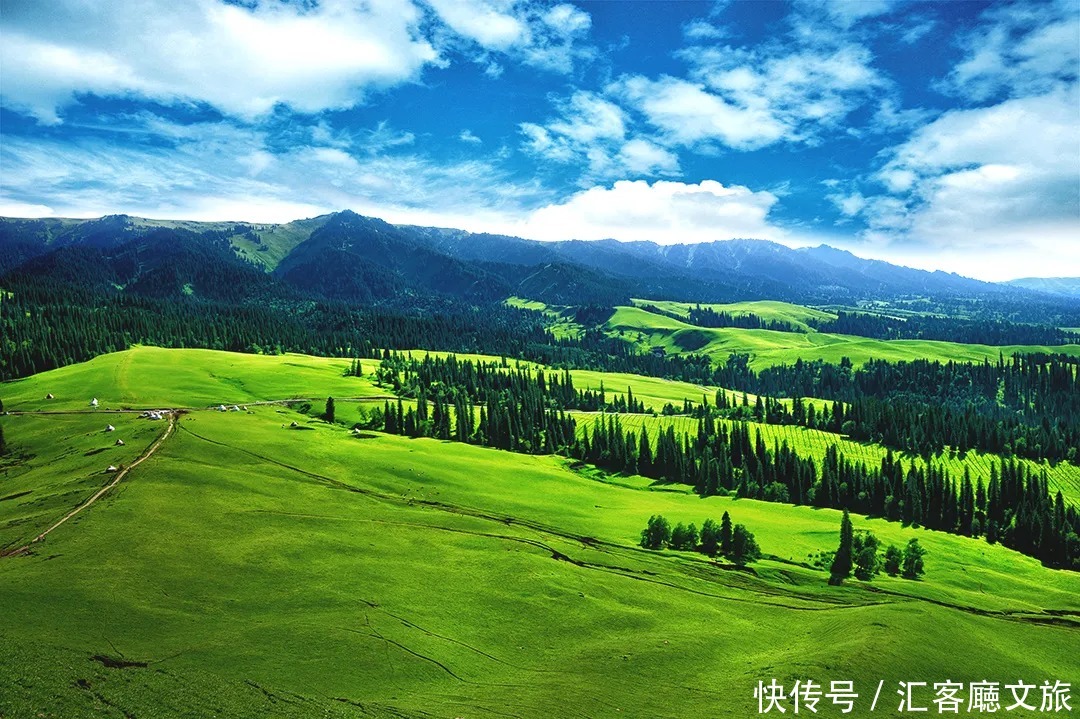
[0,0,595,124]
[520,91,680,179]
[0,0,441,123]
[514,179,783,243]
[614,75,788,150]
[847,87,1079,260]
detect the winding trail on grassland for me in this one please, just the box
[5,402,1078,630]
[0,412,177,558]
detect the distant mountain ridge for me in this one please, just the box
[1,211,1076,316]
[1004,277,1080,298]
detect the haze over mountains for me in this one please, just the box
[1,211,1076,312]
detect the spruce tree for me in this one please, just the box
[720,511,733,555]
[324,396,336,423]
[829,509,854,585]
[883,545,902,576]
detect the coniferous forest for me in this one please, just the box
[364,353,1080,570]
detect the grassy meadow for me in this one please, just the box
[606,303,1080,369]
[1,348,1078,718]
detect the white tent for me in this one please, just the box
[90,398,99,407]
[105,425,115,432]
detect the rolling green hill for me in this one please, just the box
[606,304,1080,369]
[1,348,1078,718]
[632,298,837,331]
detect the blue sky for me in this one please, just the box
[1,0,1077,280]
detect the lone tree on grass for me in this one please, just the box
[730,524,761,565]
[883,544,903,576]
[324,396,336,423]
[829,509,854,585]
[902,538,926,579]
[640,515,672,550]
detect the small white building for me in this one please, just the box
[105,425,115,432]
[115,439,125,446]
[106,465,118,472]
[90,398,99,407]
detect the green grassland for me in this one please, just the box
[0,344,774,417]
[506,296,584,339]
[607,305,1080,370]
[1,348,1078,718]
[572,413,1080,506]
[2,407,1078,718]
[631,299,837,331]
[0,346,389,411]
[0,413,162,551]
[126,215,324,271]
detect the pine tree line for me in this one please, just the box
[359,354,1079,570]
[809,310,1080,346]
[716,353,1080,464]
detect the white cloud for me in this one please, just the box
[458,129,483,144]
[883,88,1078,182]
[870,99,932,133]
[520,91,680,180]
[853,231,1080,282]
[0,200,56,218]
[547,92,626,144]
[615,75,788,150]
[522,3,594,73]
[617,10,888,152]
[812,0,894,29]
[683,19,726,41]
[425,0,526,50]
[424,0,593,75]
[512,179,784,243]
[829,192,867,217]
[617,140,680,177]
[0,114,548,225]
[0,0,440,123]
[942,0,1079,101]
[0,0,596,124]
[847,87,1080,266]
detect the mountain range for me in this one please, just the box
[1,211,1076,318]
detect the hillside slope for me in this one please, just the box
[1,350,1078,717]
